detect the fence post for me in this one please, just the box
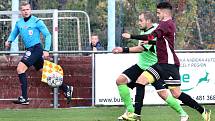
[10,0,19,52]
[53,9,59,108]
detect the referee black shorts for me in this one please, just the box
[21,43,44,71]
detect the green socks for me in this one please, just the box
[166,95,187,116]
[118,84,188,116]
[118,84,134,113]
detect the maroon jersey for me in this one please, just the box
[154,19,180,66]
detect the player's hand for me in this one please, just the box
[122,33,131,39]
[43,51,49,59]
[92,47,97,51]
[5,41,11,49]
[112,47,123,54]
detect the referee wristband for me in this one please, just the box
[122,47,129,53]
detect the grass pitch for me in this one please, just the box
[0,105,214,121]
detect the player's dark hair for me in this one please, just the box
[157,2,172,10]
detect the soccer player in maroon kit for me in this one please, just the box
[123,2,211,121]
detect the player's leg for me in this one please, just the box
[117,75,137,121]
[117,64,143,121]
[122,70,153,121]
[170,87,211,121]
[122,83,144,121]
[143,64,188,121]
[159,90,189,121]
[136,70,187,120]
[128,65,145,116]
[152,81,188,121]
[163,64,210,121]
[117,75,134,114]
[134,83,145,116]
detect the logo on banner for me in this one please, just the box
[182,71,210,92]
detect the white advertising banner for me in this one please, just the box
[178,53,215,104]
[95,53,215,105]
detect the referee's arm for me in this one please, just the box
[37,20,51,51]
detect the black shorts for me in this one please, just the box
[123,64,166,90]
[146,63,181,87]
[123,64,143,89]
[21,43,44,71]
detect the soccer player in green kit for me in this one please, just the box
[121,2,211,121]
[112,11,188,121]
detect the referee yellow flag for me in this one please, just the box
[41,60,63,83]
